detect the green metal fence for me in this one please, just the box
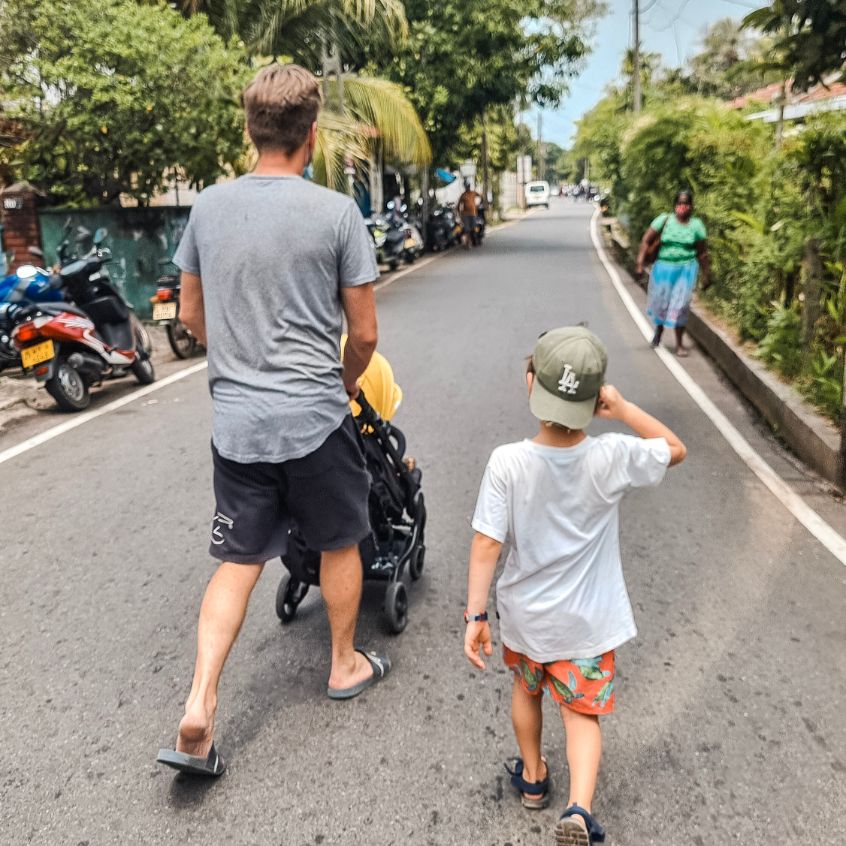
[39,207,190,319]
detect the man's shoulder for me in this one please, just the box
[300,180,359,215]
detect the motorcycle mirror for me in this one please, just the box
[28,246,44,259]
[76,225,91,242]
[93,227,108,245]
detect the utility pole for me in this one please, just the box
[632,0,642,114]
[537,112,543,181]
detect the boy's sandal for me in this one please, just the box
[504,756,550,810]
[554,804,606,845]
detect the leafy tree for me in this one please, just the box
[359,0,606,164]
[175,1,430,186]
[176,0,408,64]
[743,0,846,90]
[0,0,247,205]
[687,18,782,98]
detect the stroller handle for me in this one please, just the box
[353,387,378,423]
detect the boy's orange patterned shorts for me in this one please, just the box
[503,646,616,716]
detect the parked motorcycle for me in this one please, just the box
[473,208,487,245]
[366,214,406,270]
[386,201,424,264]
[148,258,199,359]
[425,204,459,251]
[0,247,65,373]
[12,228,155,411]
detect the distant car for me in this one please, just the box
[525,181,551,209]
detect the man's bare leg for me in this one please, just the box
[176,561,264,757]
[322,544,377,690]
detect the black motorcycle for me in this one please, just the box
[425,204,459,251]
[148,259,199,359]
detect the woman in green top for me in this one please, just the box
[636,190,711,357]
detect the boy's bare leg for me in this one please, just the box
[560,706,602,827]
[177,561,265,757]
[322,544,378,690]
[511,677,547,795]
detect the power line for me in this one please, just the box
[646,0,692,33]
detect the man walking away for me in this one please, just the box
[156,64,388,778]
[457,180,481,249]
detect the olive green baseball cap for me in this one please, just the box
[529,326,608,430]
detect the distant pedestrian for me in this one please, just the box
[457,180,481,249]
[636,189,711,357]
[156,63,387,778]
[463,326,686,844]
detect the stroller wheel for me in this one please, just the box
[384,581,409,634]
[276,576,309,624]
[409,543,425,581]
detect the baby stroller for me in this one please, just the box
[275,347,425,634]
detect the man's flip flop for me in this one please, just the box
[327,650,391,700]
[156,742,226,777]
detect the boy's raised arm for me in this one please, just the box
[596,384,687,466]
[464,531,502,670]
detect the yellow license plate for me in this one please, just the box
[152,302,178,321]
[21,339,54,369]
[404,238,415,249]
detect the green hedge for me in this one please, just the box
[585,96,846,420]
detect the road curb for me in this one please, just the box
[599,221,842,487]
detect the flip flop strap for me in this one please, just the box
[561,804,606,843]
[360,650,387,678]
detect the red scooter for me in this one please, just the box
[13,230,154,411]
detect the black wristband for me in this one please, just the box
[464,610,489,624]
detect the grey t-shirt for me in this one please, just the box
[174,174,378,463]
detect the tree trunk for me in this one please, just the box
[801,236,822,366]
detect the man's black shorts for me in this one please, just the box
[209,415,370,563]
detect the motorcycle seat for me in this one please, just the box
[37,302,90,319]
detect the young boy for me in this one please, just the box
[464,326,686,845]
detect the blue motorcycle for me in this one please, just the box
[0,247,64,373]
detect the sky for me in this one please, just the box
[539,0,763,146]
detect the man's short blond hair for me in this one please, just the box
[243,64,322,154]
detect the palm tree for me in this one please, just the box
[179,0,406,63]
[179,0,429,191]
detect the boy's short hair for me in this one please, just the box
[243,64,322,154]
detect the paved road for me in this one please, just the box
[2,202,844,845]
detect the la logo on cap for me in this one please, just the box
[558,364,580,396]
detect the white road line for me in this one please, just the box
[1,214,532,466]
[590,209,846,566]
[0,361,208,466]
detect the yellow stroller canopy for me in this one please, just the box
[341,335,403,422]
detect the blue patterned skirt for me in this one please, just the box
[646,259,699,328]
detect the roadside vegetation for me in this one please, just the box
[0,0,606,206]
[566,13,846,420]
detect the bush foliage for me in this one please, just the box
[575,92,846,419]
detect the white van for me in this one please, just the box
[525,180,551,208]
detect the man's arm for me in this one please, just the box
[179,271,206,346]
[340,282,378,399]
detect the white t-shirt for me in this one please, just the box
[472,433,670,662]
